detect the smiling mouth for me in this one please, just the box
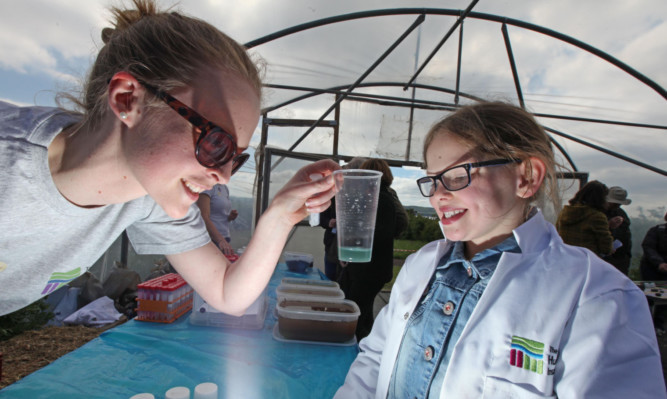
[443,209,465,219]
[182,179,206,195]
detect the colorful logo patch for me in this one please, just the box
[510,335,544,374]
[41,267,81,295]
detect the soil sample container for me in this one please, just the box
[276,299,360,343]
[281,278,340,289]
[276,283,345,303]
[283,252,314,273]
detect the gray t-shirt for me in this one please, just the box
[0,101,210,315]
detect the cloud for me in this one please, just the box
[1,0,664,218]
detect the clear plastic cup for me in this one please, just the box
[334,169,382,262]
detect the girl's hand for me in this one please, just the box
[217,239,234,256]
[268,159,340,227]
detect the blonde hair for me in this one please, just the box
[65,0,261,130]
[423,101,560,212]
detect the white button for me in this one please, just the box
[467,267,472,277]
[443,301,455,316]
[404,312,410,320]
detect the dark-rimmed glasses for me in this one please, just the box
[416,159,520,197]
[141,82,249,175]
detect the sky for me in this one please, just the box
[1,0,665,219]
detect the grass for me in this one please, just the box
[383,239,429,291]
[393,239,428,260]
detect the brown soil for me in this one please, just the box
[0,320,126,389]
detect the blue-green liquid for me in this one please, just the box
[338,246,372,262]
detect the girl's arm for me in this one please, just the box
[169,159,339,315]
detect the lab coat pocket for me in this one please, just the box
[483,376,557,399]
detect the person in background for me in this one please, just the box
[604,186,632,275]
[0,0,339,317]
[640,211,667,281]
[319,157,367,281]
[335,102,663,398]
[555,180,622,257]
[640,210,667,333]
[197,184,238,256]
[337,158,400,340]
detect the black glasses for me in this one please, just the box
[141,82,249,175]
[416,159,520,197]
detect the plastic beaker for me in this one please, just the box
[334,169,382,262]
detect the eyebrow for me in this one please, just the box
[426,149,477,175]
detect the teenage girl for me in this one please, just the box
[335,102,663,398]
[0,0,338,317]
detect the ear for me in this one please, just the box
[516,156,546,199]
[108,71,143,128]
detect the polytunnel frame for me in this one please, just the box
[244,7,667,226]
[116,6,666,265]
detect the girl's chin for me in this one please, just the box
[159,201,191,219]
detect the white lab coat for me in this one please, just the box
[335,210,665,399]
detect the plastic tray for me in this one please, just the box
[283,251,314,273]
[189,290,268,329]
[272,324,357,347]
[276,283,344,302]
[280,278,339,289]
[276,298,359,343]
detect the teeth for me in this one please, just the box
[444,209,464,219]
[183,179,204,194]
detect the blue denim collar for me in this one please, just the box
[437,236,521,277]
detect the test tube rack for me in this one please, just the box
[135,273,193,323]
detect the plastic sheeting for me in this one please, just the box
[63,296,123,327]
[0,264,359,399]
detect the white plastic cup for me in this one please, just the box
[165,386,191,399]
[194,382,219,399]
[129,394,155,399]
[334,169,382,262]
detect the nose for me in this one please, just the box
[207,161,232,184]
[432,180,453,199]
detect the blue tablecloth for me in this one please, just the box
[0,265,358,399]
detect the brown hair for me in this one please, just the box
[569,180,609,211]
[361,158,393,187]
[423,101,561,212]
[64,0,261,130]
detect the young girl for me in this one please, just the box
[0,0,338,317]
[335,102,664,398]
